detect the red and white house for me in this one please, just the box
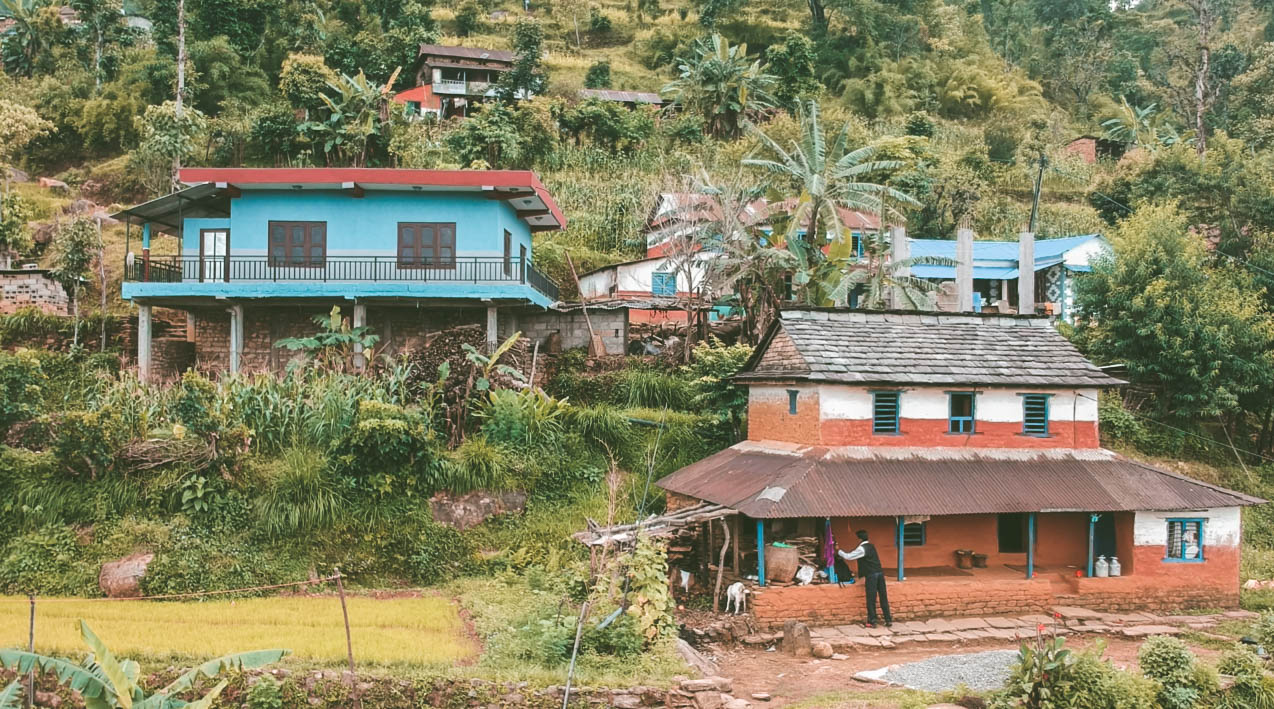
[657,308,1263,626]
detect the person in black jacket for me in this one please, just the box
[838,529,892,628]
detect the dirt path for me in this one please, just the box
[702,634,1227,707]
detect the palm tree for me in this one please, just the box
[1101,96,1192,151]
[827,229,955,310]
[744,100,920,304]
[662,34,776,140]
[0,619,288,708]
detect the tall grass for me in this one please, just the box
[442,436,509,494]
[253,448,344,538]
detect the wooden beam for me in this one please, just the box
[514,208,552,217]
[732,516,740,573]
[342,181,365,198]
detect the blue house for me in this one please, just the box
[115,168,566,380]
[907,234,1108,321]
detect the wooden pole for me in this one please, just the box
[731,516,740,573]
[97,218,107,352]
[26,595,34,709]
[713,518,731,613]
[561,601,590,709]
[335,569,356,675]
[564,251,603,355]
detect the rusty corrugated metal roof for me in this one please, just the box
[656,442,1264,518]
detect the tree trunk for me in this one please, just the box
[97,218,107,352]
[1194,0,1212,159]
[95,27,103,92]
[806,0,826,31]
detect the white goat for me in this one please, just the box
[724,581,750,615]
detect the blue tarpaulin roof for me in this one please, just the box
[907,235,1102,280]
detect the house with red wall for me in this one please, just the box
[657,308,1263,626]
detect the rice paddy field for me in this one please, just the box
[0,594,478,668]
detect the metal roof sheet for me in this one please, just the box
[110,183,230,235]
[656,442,1264,518]
[578,88,664,104]
[418,44,515,63]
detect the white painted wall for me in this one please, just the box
[1133,507,1241,547]
[1063,237,1110,269]
[818,385,1098,423]
[579,255,712,299]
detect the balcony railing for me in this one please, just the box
[432,79,495,95]
[125,255,560,301]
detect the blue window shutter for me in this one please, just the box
[948,392,976,434]
[1022,394,1051,435]
[652,272,676,296]
[787,389,798,415]
[873,392,900,434]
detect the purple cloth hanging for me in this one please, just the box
[822,520,836,568]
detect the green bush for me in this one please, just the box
[141,521,307,596]
[1139,635,1212,709]
[408,520,476,585]
[1059,645,1157,709]
[329,400,436,496]
[618,367,689,409]
[49,409,131,478]
[174,371,222,435]
[0,524,98,596]
[476,388,567,447]
[441,436,509,493]
[0,349,45,434]
[1216,647,1274,709]
[246,675,284,709]
[253,448,344,538]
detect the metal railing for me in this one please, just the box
[433,79,468,93]
[125,255,560,300]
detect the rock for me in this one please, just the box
[750,693,771,702]
[1121,625,1181,637]
[430,490,527,530]
[676,638,720,677]
[831,653,849,660]
[681,679,718,692]
[723,699,751,709]
[5,167,28,183]
[693,691,723,709]
[612,695,643,708]
[709,677,733,693]
[812,641,833,658]
[99,553,153,598]
[781,620,812,657]
[38,177,69,191]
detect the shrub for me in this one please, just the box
[619,367,689,408]
[329,400,436,496]
[0,524,97,596]
[254,448,344,537]
[0,349,44,434]
[441,436,509,493]
[141,521,306,595]
[49,409,131,478]
[476,388,567,446]
[582,612,644,657]
[584,61,611,89]
[569,405,632,453]
[408,520,476,585]
[1139,635,1211,709]
[1216,647,1274,709]
[1057,644,1157,708]
[997,627,1075,707]
[174,370,222,436]
[246,675,284,709]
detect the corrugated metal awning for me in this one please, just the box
[656,442,1264,518]
[111,183,231,235]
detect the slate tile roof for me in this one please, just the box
[738,309,1122,388]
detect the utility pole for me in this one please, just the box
[1028,152,1047,234]
[173,0,186,193]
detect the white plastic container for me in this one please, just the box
[1095,555,1109,578]
[1109,556,1121,577]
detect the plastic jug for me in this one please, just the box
[1109,556,1121,577]
[1095,556,1109,578]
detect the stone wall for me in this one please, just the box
[0,270,69,315]
[750,578,1057,628]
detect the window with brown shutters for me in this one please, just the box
[398,222,456,268]
[503,230,512,276]
[268,221,326,267]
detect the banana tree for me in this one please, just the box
[300,67,401,167]
[0,620,288,709]
[826,229,955,310]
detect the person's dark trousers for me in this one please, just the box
[864,572,892,625]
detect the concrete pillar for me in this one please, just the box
[228,304,244,375]
[137,304,152,383]
[185,312,196,343]
[352,302,367,371]
[956,225,974,312]
[486,305,498,352]
[889,225,909,309]
[1018,230,1035,315]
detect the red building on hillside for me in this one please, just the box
[657,308,1263,626]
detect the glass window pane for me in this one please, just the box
[310,225,325,245]
[290,226,304,244]
[270,226,285,244]
[310,246,323,259]
[291,246,303,260]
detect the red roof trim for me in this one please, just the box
[178,168,566,230]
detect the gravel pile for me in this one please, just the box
[880,649,1019,692]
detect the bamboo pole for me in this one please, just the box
[335,569,355,675]
[713,518,731,613]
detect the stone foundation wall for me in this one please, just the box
[0,270,69,315]
[750,578,1056,629]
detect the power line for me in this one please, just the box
[1077,393,1274,468]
